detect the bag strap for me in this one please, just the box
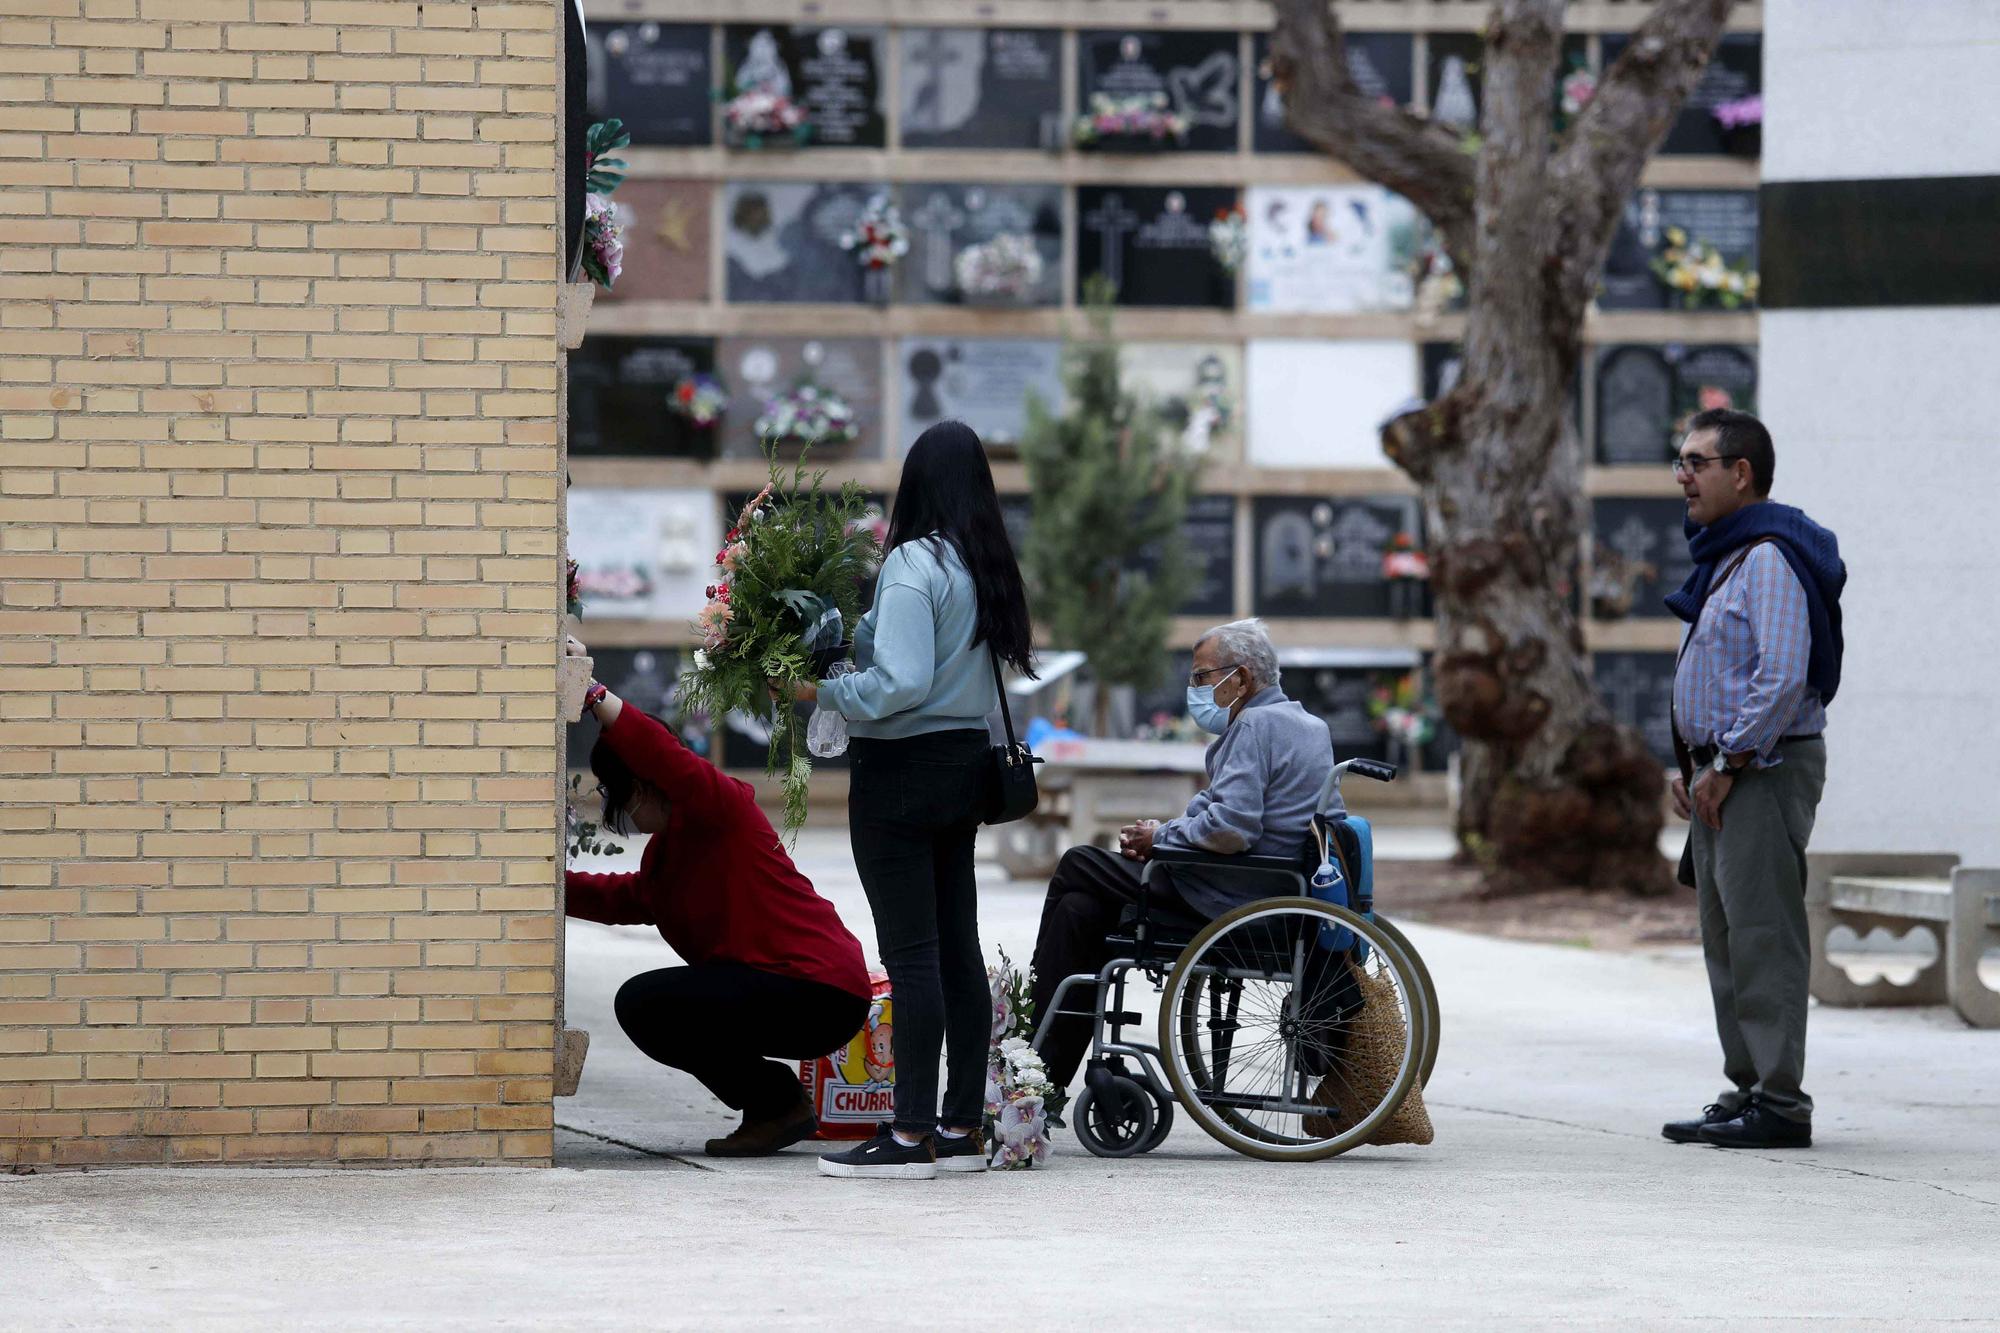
[990,649,1019,751]
[1670,535,1776,780]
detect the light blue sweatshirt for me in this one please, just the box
[817,537,998,740]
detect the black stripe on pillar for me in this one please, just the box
[1760,175,2000,310]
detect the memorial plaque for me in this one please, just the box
[998,493,1234,619]
[1253,496,1427,618]
[568,335,718,459]
[1120,342,1244,460]
[587,21,712,146]
[723,180,882,304]
[1077,185,1237,308]
[594,178,711,305]
[567,488,721,624]
[1592,651,1679,766]
[900,28,1062,151]
[1592,497,1695,621]
[1077,30,1240,153]
[1290,666,1397,765]
[897,338,1063,451]
[895,182,1062,307]
[723,25,886,149]
[1253,31,1414,153]
[1594,345,1677,466]
[1599,189,1759,310]
[1671,343,1758,423]
[716,335,884,461]
[1605,33,1759,156]
[1246,339,1417,470]
[1426,34,1483,134]
[1246,185,1419,313]
[567,647,710,765]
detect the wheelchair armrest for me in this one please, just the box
[1147,848,1299,874]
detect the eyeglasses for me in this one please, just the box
[1671,452,1742,478]
[1188,664,1240,687]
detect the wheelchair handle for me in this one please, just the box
[1314,756,1397,817]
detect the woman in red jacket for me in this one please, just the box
[566,645,870,1157]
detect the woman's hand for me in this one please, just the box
[767,678,818,706]
[565,634,588,658]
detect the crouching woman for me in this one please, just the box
[566,641,870,1157]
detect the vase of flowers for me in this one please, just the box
[984,949,1054,1169]
[1651,226,1759,309]
[1712,94,1762,157]
[953,232,1044,306]
[753,381,859,452]
[1208,204,1248,276]
[721,86,811,149]
[668,372,729,431]
[839,193,908,306]
[1072,92,1189,151]
[1367,670,1438,772]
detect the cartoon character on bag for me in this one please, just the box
[863,1015,894,1087]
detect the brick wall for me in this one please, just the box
[0,0,567,1167]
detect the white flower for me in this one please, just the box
[692,649,710,671]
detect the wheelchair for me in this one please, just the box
[1033,757,1440,1162]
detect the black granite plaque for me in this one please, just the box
[1592,651,1678,766]
[1605,32,1759,156]
[567,648,713,765]
[1671,344,1758,423]
[565,2,588,280]
[1253,31,1415,153]
[1600,189,1760,310]
[1592,498,1694,621]
[899,338,1064,448]
[568,335,718,459]
[895,182,1062,306]
[1594,345,1677,466]
[1077,185,1237,308]
[1077,30,1240,153]
[999,493,1234,619]
[716,335,883,461]
[1253,496,1427,619]
[587,21,712,147]
[723,180,880,304]
[900,28,1062,151]
[724,25,886,149]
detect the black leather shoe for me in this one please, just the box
[1661,1103,1733,1144]
[1697,1102,1812,1149]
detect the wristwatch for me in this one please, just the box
[1711,751,1748,777]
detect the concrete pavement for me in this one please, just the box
[5,830,1997,1329]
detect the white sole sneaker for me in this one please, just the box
[934,1149,988,1173]
[817,1158,936,1180]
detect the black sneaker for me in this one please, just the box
[933,1128,987,1173]
[1661,1102,1735,1144]
[817,1125,936,1180]
[1698,1102,1812,1149]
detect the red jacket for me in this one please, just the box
[565,704,870,999]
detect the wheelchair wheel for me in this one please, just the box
[1071,1073,1155,1159]
[1160,897,1428,1162]
[1138,1082,1174,1154]
[1371,915,1440,1089]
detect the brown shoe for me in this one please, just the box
[704,1100,820,1158]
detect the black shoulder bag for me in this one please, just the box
[984,651,1044,825]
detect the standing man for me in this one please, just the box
[1661,409,1846,1150]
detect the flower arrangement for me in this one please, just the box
[721,86,811,148]
[572,563,654,604]
[675,457,881,835]
[953,232,1044,301]
[1380,531,1430,581]
[1650,225,1759,309]
[578,120,630,290]
[985,950,1054,1169]
[566,772,625,861]
[669,372,729,428]
[753,381,859,449]
[1559,62,1597,125]
[838,194,910,272]
[565,558,583,619]
[1208,204,1248,275]
[1712,94,1762,132]
[1368,670,1438,750]
[1072,91,1189,148]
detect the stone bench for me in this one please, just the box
[1806,853,2000,1028]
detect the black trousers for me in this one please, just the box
[1028,845,1204,1092]
[847,729,992,1136]
[614,963,868,1119]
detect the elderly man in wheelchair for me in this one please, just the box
[1027,619,1437,1160]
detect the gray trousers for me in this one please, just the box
[1688,737,1827,1123]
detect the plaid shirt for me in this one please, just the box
[1673,543,1827,767]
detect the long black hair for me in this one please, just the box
[885,420,1036,676]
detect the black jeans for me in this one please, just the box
[1028,845,1204,1092]
[614,963,868,1119]
[847,729,991,1136]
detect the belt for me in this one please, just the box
[1689,734,1822,768]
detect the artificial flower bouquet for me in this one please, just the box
[1208,204,1248,275]
[722,87,811,148]
[579,120,630,290]
[669,372,729,429]
[1072,91,1189,148]
[1651,226,1760,309]
[1368,670,1439,751]
[753,381,859,449]
[985,950,1054,1169]
[838,193,910,271]
[953,232,1044,302]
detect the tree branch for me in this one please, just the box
[1267,0,1476,271]
[1546,0,1739,319]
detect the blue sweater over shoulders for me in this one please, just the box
[817,537,998,740]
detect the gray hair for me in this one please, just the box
[1194,618,1280,689]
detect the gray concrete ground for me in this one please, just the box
[4,829,1997,1330]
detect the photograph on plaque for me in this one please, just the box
[1076,185,1237,308]
[1605,33,1759,156]
[1245,185,1419,314]
[567,488,722,625]
[1252,31,1415,153]
[1592,651,1679,766]
[722,25,886,149]
[899,28,1063,151]
[716,336,883,462]
[997,494,1234,620]
[592,178,710,305]
[586,22,712,147]
[897,338,1064,452]
[568,335,719,460]
[1591,497,1697,621]
[723,180,884,304]
[1120,342,1244,461]
[1075,30,1240,153]
[1246,339,1417,470]
[1253,495,1427,619]
[894,183,1062,307]
[1599,189,1759,311]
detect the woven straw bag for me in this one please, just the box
[1301,963,1434,1147]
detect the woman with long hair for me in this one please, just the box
[781,420,1034,1179]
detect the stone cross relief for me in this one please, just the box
[908,191,969,292]
[903,29,968,133]
[1082,193,1141,291]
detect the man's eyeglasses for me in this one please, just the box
[1671,452,1742,478]
[1187,664,1240,687]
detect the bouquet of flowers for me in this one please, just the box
[953,232,1043,301]
[1072,91,1189,147]
[675,457,881,835]
[581,194,625,290]
[572,563,653,604]
[1368,670,1438,750]
[669,372,729,428]
[1208,204,1248,275]
[1712,94,1762,133]
[1651,226,1760,309]
[838,194,909,271]
[984,949,1054,1169]
[753,381,858,449]
[1558,60,1597,127]
[722,86,811,148]
[1380,531,1430,581]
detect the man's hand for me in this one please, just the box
[1671,775,1692,821]
[1118,820,1159,861]
[1691,770,1733,831]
